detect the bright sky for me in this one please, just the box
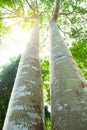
[0,26,29,66]
[0,25,49,67]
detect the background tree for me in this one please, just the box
[70,39,87,79]
[0,0,87,130]
[0,57,20,130]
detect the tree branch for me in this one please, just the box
[59,12,74,16]
[52,0,60,21]
[57,24,69,34]
[0,16,35,20]
[0,16,21,19]
[0,4,17,15]
[66,15,78,30]
[26,0,36,15]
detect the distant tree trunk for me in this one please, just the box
[3,18,44,130]
[49,0,87,130]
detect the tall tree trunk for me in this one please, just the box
[3,18,45,130]
[49,18,87,130]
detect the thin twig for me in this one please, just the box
[59,12,74,16]
[66,15,78,30]
[57,24,69,34]
[59,9,87,17]
[0,4,17,15]
[26,0,36,15]
[0,16,35,20]
[0,16,21,19]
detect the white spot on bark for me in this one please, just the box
[64,104,68,107]
[80,101,85,104]
[30,80,36,84]
[9,121,34,130]
[32,66,38,70]
[66,89,72,92]
[27,112,41,119]
[26,79,29,82]
[22,72,27,75]
[27,91,33,96]
[54,80,58,85]
[13,105,24,111]
[57,105,63,111]
[26,80,36,85]
[14,85,27,98]
[16,85,26,93]
[83,87,87,92]
[22,64,30,68]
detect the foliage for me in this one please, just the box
[0,56,20,129]
[45,106,51,130]
[41,59,50,130]
[0,0,87,129]
[41,59,50,104]
[0,0,86,41]
[70,38,87,79]
[58,0,87,45]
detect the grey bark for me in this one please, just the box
[3,19,45,130]
[49,19,87,130]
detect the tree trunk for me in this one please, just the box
[3,19,45,130]
[49,19,87,130]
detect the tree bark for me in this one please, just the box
[49,19,87,130]
[3,18,45,130]
[52,0,60,21]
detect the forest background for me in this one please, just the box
[0,0,87,129]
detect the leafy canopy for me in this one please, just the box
[0,0,87,44]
